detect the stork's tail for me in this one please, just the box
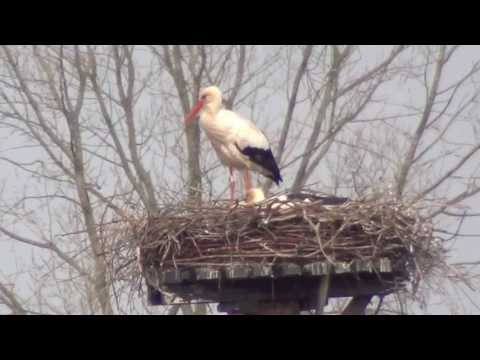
[268,164,283,185]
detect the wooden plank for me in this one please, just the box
[333,262,352,274]
[273,263,302,277]
[181,269,195,281]
[352,259,374,273]
[161,270,183,284]
[304,262,330,276]
[377,258,392,273]
[157,258,396,285]
[196,268,220,280]
[350,258,393,275]
[161,268,194,284]
[225,265,252,279]
[250,264,272,278]
[155,258,404,307]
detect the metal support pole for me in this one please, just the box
[315,273,331,315]
[341,295,373,315]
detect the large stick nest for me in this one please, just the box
[109,192,444,292]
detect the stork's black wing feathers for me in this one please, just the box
[236,144,283,185]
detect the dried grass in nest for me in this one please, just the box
[107,193,445,294]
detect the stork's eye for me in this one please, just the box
[201,94,207,100]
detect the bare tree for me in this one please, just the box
[0,281,27,315]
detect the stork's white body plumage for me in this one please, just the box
[185,86,282,200]
[200,109,270,176]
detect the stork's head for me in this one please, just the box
[185,86,222,126]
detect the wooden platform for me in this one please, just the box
[144,257,408,312]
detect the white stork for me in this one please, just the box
[184,86,282,201]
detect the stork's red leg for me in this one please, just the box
[229,166,235,201]
[243,168,253,195]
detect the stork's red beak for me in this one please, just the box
[184,99,205,126]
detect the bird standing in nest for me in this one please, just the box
[185,86,282,203]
